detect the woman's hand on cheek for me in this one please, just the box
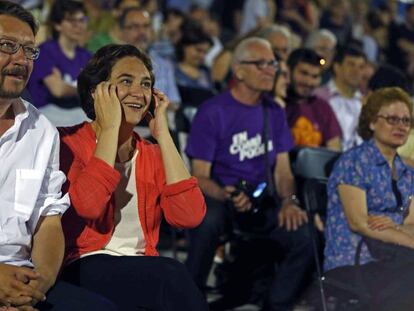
[148,89,170,140]
[92,82,122,131]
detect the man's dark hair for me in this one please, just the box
[175,21,212,62]
[287,48,322,71]
[78,44,154,120]
[49,0,86,39]
[368,64,411,94]
[333,44,366,65]
[118,7,146,28]
[0,0,38,35]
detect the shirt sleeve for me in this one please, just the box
[185,103,218,162]
[321,100,342,142]
[333,151,367,190]
[272,105,294,154]
[28,130,70,233]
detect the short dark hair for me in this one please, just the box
[333,44,366,65]
[0,0,37,35]
[287,48,323,71]
[368,64,411,94]
[175,21,212,62]
[49,0,86,39]
[358,87,413,140]
[78,44,154,120]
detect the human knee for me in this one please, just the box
[155,257,191,281]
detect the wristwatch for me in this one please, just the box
[282,194,301,206]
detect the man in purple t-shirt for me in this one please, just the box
[185,37,313,310]
[285,48,342,151]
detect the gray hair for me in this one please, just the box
[305,29,337,48]
[232,37,272,66]
[256,24,291,42]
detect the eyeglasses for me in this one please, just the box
[239,59,279,70]
[123,23,151,31]
[377,115,412,127]
[0,38,39,60]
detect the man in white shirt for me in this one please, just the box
[0,1,117,310]
[314,45,367,151]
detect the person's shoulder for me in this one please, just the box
[75,46,92,60]
[198,91,230,111]
[38,39,59,52]
[337,142,370,166]
[24,99,57,132]
[58,122,90,141]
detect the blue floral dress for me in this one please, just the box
[324,139,414,271]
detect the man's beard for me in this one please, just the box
[0,67,28,98]
[0,79,25,98]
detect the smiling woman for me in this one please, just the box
[57,44,208,311]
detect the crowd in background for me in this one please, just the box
[8,0,414,156]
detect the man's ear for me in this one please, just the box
[91,87,96,100]
[369,121,375,131]
[234,65,244,80]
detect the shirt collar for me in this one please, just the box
[365,139,408,176]
[329,79,362,100]
[12,99,29,122]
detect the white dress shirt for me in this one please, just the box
[322,80,363,151]
[0,99,69,267]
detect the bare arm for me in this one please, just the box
[43,68,78,98]
[92,82,122,168]
[192,158,251,211]
[149,90,190,184]
[30,215,64,294]
[338,184,414,248]
[397,38,414,55]
[192,159,226,201]
[211,51,232,83]
[326,137,341,151]
[275,152,308,231]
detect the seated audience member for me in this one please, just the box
[151,8,185,60]
[174,22,214,90]
[365,64,414,163]
[314,45,367,151]
[285,48,341,150]
[120,7,182,110]
[0,1,117,310]
[324,87,414,310]
[186,37,313,311]
[272,56,290,108]
[257,24,292,61]
[58,44,208,311]
[27,0,91,126]
[239,0,276,35]
[304,28,337,84]
[86,0,140,53]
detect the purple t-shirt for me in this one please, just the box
[186,91,294,186]
[27,40,91,108]
[285,95,341,147]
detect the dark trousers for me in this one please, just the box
[185,195,314,311]
[320,246,414,311]
[35,280,118,311]
[61,255,208,311]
